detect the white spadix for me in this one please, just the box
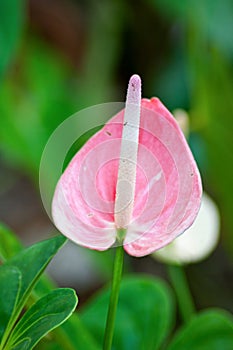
[114,74,141,228]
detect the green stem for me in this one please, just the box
[167,264,195,323]
[103,245,124,350]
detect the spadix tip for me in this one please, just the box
[127,74,141,105]
[129,74,141,89]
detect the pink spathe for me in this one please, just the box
[52,76,202,257]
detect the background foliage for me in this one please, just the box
[0,0,233,348]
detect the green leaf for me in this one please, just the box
[0,223,23,262]
[0,235,66,348]
[0,0,25,78]
[167,309,233,350]
[0,222,56,301]
[12,339,30,350]
[32,309,101,350]
[80,275,174,350]
[5,235,66,307]
[9,289,78,350]
[0,266,21,340]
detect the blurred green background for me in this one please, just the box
[0,0,232,311]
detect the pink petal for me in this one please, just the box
[52,182,116,250]
[52,110,123,250]
[124,98,202,256]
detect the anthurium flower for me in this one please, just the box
[154,192,220,264]
[52,75,202,257]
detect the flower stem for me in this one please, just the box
[167,264,195,323]
[103,244,124,350]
